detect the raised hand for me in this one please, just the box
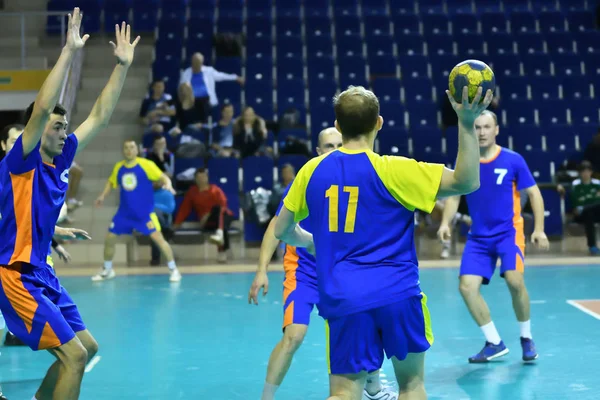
[65,8,90,51]
[446,86,494,126]
[110,21,141,67]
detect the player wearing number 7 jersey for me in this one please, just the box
[437,110,549,364]
[275,85,493,400]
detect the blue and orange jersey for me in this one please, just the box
[276,183,317,284]
[283,148,444,319]
[0,134,78,268]
[109,157,163,220]
[466,147,536,238]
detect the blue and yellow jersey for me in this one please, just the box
[0,134,78,269]
[109,157,163,220]
[283,148,444,319]
[466,147,536,238]
[276,183,317,284]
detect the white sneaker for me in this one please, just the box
[91,268,115,281]
[169,268,182,282]
[209,229,224,246]
[217,252,227,263]
[363,387,398,400]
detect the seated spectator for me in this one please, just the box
[173,168,234,263]
[209,103,237,157]
[140,79,176,133]
[233,106,270,158]
[151,183,176,265]
[175,82,205,133]
[66,161,84,211]
[583,128,600,174]
[571,161,600,255]
[146,134,174,177]
[179,52,244,123]
[269,163,296,215]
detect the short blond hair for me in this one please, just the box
[333,86,380,139]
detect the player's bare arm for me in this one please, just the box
[524,185,550,250]
[22,8,88,157]
[158,173,176,194]
[438,87,494,198]
[94,181,113,207]
[75,22,141,153]
[437,196,461,241]
[249,217,279,305]
[274,207,314,252]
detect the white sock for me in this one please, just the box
[480,321,501,345]
[32,396,38,400]
[103,261,112,270]
[167,260,177,270]
[261,382,279,400]
[365,371,383,395]
[519,320,532,339]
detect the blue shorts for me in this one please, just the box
[282,276,319,330]
[460,231,525,285]
[109,211,161,236]
[0,263,86,350]
[325,294,433,375]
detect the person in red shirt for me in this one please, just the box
[173,168,233,262]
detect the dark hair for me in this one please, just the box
[579,160,593,172]
[281,163,294,172]
[152,134,165,144]
[0,123,25,145]
[23,102,67,126]
[333,86,380,140]
[221,103,233,112]
[195,167,207,176]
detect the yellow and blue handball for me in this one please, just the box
[448,60,495,103]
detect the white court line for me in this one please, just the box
[566,300,600,320]
[84,355,102,373]
[530,300,547,304]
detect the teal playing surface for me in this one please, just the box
[0,265,598,399]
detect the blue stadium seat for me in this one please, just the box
[561,76,593,100]
[544,127,576,153]
[276,16,302,38]
[529,76,560,100]
[411,127,443,154]
[207,157,240,218]
[545,32,575,55]
[567,10,596,32]
[540,188,563,237]
[277,79,305,110]
[422,14,450,35]
[247,16,271,40]
[379,101,406,128]
[510,125,543,152]
[456,34,486,56]
[522,151,554,182]
[310,107,336,136]
[246,57,273,86]
[217,81,241,105]
[451,13,479,34]
[481,12,508,35]
[277,57,304,81]
[309,80,338,107]
[335,15,361,37]
[398,55,428,79]
[572,124,596,148]
[368,54,398,76]
[569,101,600,125]
[498,76,528,100]
[161,0,186,12]
[516,32,545,55]
[396,34,425,55]
[488,54,522,76]
[419,0,445,14]
[333,5,359,18]
[504,100,536,125]
[449,0,475,14]
[426,34,455,56]
[406,103,438,127]
[364,15,392,38]
[476,0,502,13]
[132,7,157,32]
[161,10,186,25]
[214,57,242,76]
[539,10,567,33]
[307,57,335,82]
[554,54,584,76]
[246,37,272,58]
[503,0,531,12]
[377,128,409,156]
[338,56,367,84]
[306,36,334,58]
[279,128,308,142]
[305,16,332,38]
[189,0,215,12]
[277,154,309,174]
[366,35,395,57]
[531,0,559,11]
[403,78,435,102]
[390,3,416,15]
[562,0,587,11]
[510,11,537,33]
[218,15,244,33]
[412,150,449,165]
[337,35,364,57]
[245,88,275,121]
[576,31,600,55]
[304,0,329,12]
[243,156,274,192]
[276,36,303,59]
[483,33,514,55]
[174,158,205,182]
[521,54,552,76]
[392,14,420,36]
[104,4,131,31]
[372,78,402,103]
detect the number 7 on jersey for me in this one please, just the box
[325,185,359,233]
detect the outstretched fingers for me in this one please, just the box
[469,87,483,108]
[132,35,141,47]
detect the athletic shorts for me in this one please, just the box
[109,211,161,236]
[282,276,319,330]
[0,262,86,350]
[460,231,525,285]
[325,293,433,375]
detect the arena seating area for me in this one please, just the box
[45,0,599,241]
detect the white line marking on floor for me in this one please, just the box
[530,300,547,304]
[84,355,101,373]
[566,300,600,320]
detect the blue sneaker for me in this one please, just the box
[468,341,509,363]
[521,337,538,362]
[589,246,599,256]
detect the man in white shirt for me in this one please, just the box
[179,52,244,122]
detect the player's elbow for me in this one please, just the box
[453,180,480,196]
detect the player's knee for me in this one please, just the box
[62,342,88,371]
[505,273,525,293]
[84,337,99,360]
[459,279,479,297]
[282,328,306,353]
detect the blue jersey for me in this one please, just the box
[0,134,78,268]
[466,147,536,238]
[284,148,444,319]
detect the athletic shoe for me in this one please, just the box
[91,268,116,281]
[521,337,538,362]
[468,341,509,363]
[362,386,398,400]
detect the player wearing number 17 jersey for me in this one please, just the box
[275,85,493,400]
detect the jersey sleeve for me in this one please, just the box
[139,158,164,181]
[514,154,536,190]
[108,162,122,188]
[59,134,79,167]
[4,134,41,174]
[283,167,310,222]
[275,183,293,216]
[372,154,445,213]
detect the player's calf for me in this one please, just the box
[391,353,426,400]
[42,339,88,400]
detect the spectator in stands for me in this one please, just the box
[173,168,233,263]
[571,160,600,255]
[151,183,176,265]
[269,163,296,215]
[209,103,237,157]
[66,161,84,211]
[233,106,269,158]
[179,52,244,123]
[146,134,174,178]
[583,128,600,174]
[139,79,176,133]
[175,82,205,132]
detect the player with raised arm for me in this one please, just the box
[274,85,492,400]
[94,139,180,282]
[249,128,398,400]
[437,110,549,364]
[0,10,140,399]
